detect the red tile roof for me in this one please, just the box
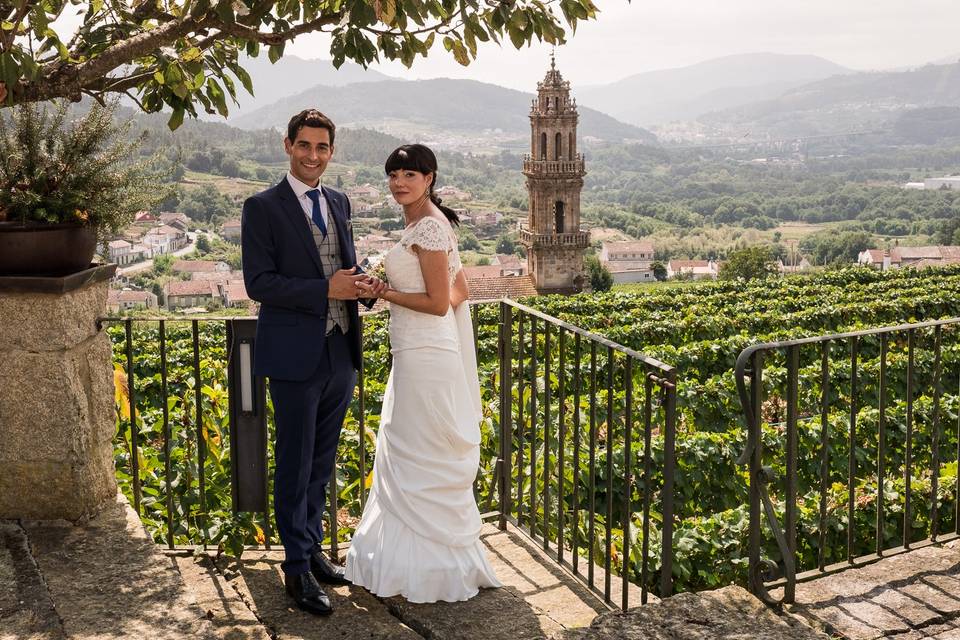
[604,241,655,254]
[466,275,538,301]
[166,281,218,297]
[173,260,219,273]
[463,265,505,279]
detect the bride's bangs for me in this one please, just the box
[384,145,432,176]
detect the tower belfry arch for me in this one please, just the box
[521,54,589,293]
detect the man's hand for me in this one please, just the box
[328,267,366,300]
[357,275,389,298]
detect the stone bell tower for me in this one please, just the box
[521,54,590,294]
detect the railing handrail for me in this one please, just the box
[100,299,675,376]
[502,299,676,377]
[734,315,960,368]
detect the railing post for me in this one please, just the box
[660,370,677,598]
[785,345,799,604]
[747,351,764,597]
[499,302,513,531]
[227,319,269,513]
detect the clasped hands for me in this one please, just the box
[328,267,389,300]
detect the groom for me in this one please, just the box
[241,108,384,615]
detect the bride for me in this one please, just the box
[344,144,501,603]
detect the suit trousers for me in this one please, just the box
[268,329,356,576]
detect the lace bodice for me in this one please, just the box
[386,216,461,291]
[384,216,463,352]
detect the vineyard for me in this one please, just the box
[109,265,960,595]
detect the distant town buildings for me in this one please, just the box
[434,185,471,201]
[346,184,382,200]
[858,246,960,270]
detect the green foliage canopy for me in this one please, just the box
[718,246,779,281]
[0,0,599,129]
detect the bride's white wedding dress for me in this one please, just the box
[344,216,501,603]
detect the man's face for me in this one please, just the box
[284,126,334,186]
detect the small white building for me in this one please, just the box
[143,224,188,254]
[221,219,242,243]
[346,184,381,200]
[107,288,159,312]
[491,254,527,276]
[668,260,718,280]
[600,241,656,283]
[924,176,960,190]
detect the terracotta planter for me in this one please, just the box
[0,222,98,277]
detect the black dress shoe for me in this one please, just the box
[285,571,333,616]
[309,546,351,586]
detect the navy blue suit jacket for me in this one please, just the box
[241,178,369,381]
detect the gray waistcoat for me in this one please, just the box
[310,212,350,335]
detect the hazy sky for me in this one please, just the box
[286,0,959,90]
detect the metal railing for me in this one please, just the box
[103,299,679,610]
[735,318,960,605]
[497,300,677,607]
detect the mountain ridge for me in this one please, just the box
[231,77,656,146]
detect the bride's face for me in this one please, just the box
[388,169,433,206]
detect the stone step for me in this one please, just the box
[778,541,960,640]
[2,494,223,640]
[550,585,830,640]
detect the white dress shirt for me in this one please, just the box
[286,172,329,231]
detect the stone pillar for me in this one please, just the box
[0,265,118,520]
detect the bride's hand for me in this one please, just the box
[357,275,389,298]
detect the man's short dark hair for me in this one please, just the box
[286,109,336,146]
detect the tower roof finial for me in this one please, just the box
[550,47,556,70]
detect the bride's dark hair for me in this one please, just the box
[384,144,460,226]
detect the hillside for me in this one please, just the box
[699,62,960,139]
[577,52,851,127]
[231,78,656,147]
[221,56,394,119]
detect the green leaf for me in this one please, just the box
[507,25,525,49]
[167,107,185,130]
[267,44,284,64]
[180,47,202,63]
[229,64,254,96]
[449,39,469,66]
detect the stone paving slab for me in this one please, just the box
[1,521,66,640]
[172,554,272,640]
[550,585,829,640]
[214,550,422,640]
[378,524,614,640]
[195,522,621,640]
[22,496,219,640]
[781,544,960,640]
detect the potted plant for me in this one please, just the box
[0,100,166,277]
